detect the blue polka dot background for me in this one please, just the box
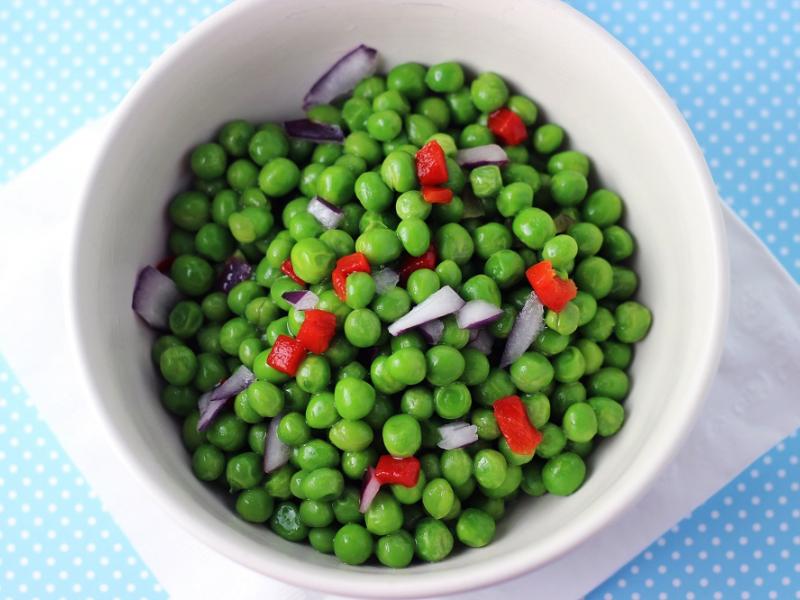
[0,1,797,598]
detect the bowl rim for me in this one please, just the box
[67,0,730,596]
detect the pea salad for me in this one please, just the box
[132,45,652,568]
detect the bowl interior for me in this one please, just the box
[71,0,727,596]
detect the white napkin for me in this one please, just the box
[1,121,798,600]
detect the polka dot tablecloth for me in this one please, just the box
[0,1,798,598]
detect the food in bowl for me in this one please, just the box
[131,45,652,568]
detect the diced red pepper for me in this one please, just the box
[488,107,528,146]
[332,252,371,301]
[281,259,306,286]
[421,185,453,204]
[296,309,337,354]
[415,140,449,186]
[398,244,437,283]
[375,455,420,488]
[525,260,577,312]
[155,256,175,273]
[493,395,542,455]
[266,335,307,376]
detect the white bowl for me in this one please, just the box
[69,0,729,597]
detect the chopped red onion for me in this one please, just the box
[282,290,319,311]
[218,255,253,293]
[284,119,345,143]
[373,268,399,294]
[418,319,444,344]
[455,144,509,168]
[455,300,503,330]
[132,266,182,330]
[359,466,381,513]
[307,196,344,229]
[437,422,479,450]
[196,365,255,431]
[303,44,378,110]
[387,286,465,336]
[500,292,545,368]
[468,328,494,354]
[264,413,291,474]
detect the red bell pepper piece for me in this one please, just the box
[421,185,453,204]
[266,335,307,376]
[155,256,175,274]
[525,260,577,312]
[375,455,420,488]
[281,259,306,286]
[415,140,449,186]
[493,395,542,455]
[296,309,337,354]
[332,252,371,300]
[398,244,437,283]
[488,107,528,146]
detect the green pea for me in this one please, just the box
[459,348,490,387]
[512,207,556,250]
[226,451,263,491]
[425,132,457,157]
[384,347,426,386]
[536,423,567,459]
[601,340,633,369]
[168,191,210,232]
[434,223,474,265]
[390,331,426,353]
[574,256,614,299]
[226,159,259,191]
[421,478,455,520]
[218,119,254,157]
[160,385,197,418]
[425,62,464,93]
[468,165,502,199]
[341,308,380,348]
[327,488,361,525]
[580,306,616,342]
[473,368,517,407]
[333,523,373,565]
[249,126,289,165]
[473,449,508,490]
[355,227,403,265]
[470,72,509,113]
[495,182,534,218]
[380,150,418,193]
[193,352,227,393]
[562,402,598,443]
[433,383,472,420]
[376,530,415,568]
[233,488,273,524]
[405,113,438,147]
[206,412,248,453]
[370,355,405,394]
[483,249,524,289]
[329,419,373,452]
[170,255,214,297]
[365,491,404,535]
[542,452,586,496]
[548,150,590,177]
[396,190,432,220]
[503,163,541,193]
[228,207,274,243]
[301,467,344,502]
[275,411,310,447]
[446,87,478,125]
[379,414,420,458]
[574,339,604,376]
[387,62,426,100]
[602,225,635,263]
[588,367,629,400]
[438,316,469,349]
[583,189,623,227]
[544,303,580,337]
[567,222,603,257]
[270,501,309,542]
[434,260,461,288]
[609,266,639,300]
[589,397,626,436]
[286,237,334,285]
[533,123,564,154]
[159,345,197,386]
[396,218,431,258]
[182,412,206,451]
[520,463,546,496]
[444,158,466,194]
[257,157,299,197]
[191,443,225,481]
[298,499,335,528]
[226,281,264,317]
[550,170,588,206]
[404,269,438,304]
[614,301,652,343]
[294,355,331,394]
[168,228,195,256]
[508,351,554,393]
[373,89,411,115]
[440,449,472,487]
[308,527,336,554]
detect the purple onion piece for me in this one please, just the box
[373,268,399,294]
[131,266,182,330]
[456,144,509,168]
[468,328,494,355]
[499,292,545,368]
[307,196,344,229]
[455,300,503,330]
[264,413,291,474]
[303,44,378,110]
[418,319,444,345]
[437,422,479,450]
[387,286,465,336]
[218,256,253,293]
[359,466,381,513]
[283,119,345,143]
[196,365,255,431]
[282,290,319,311]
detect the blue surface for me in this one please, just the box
[0,1,798,598]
